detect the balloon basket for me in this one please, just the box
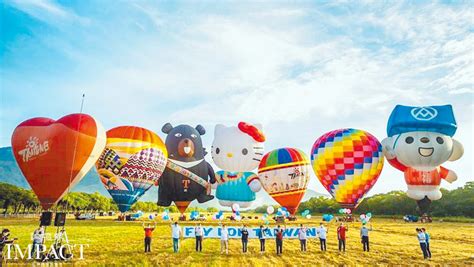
[43,227,72,262]
[416,197,432,216]
[288,216,297,221]
[179,214,187,221]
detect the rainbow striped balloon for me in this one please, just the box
[310,129,384,210]
[258,148,310,215]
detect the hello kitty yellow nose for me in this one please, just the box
[227,153,233,158]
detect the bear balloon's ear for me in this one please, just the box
[196,125,206,135]
[162,123,174,134]
[449,139,464,161]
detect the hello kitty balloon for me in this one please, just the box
[211,122,265,209]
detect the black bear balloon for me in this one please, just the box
[158,123,216,209]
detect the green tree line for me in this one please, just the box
[0,182,222,214]
[295,182,473,217]
[248,182,473,217]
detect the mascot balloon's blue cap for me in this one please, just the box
[387,104,457,137]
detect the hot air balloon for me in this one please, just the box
[211,122,265,209]
[381,105,464,214]
[96,126,167,213]
[311,128,384,211]
[258,148,310,215]
[11,114,106,210]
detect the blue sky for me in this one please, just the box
[1,0,473,197]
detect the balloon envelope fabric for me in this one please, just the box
[96,126,167,212]
[258,148,310,215]
[11,114,106,210]
[310,129,384,210]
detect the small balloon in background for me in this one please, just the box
[366,212,372,218]
[301,209,310,217]
[267,206,275,215]
[190,211,200,220]
[339,209,344,214]
[232,203,240,212]
[162,210,170,221]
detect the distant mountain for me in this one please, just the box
[0,146,327,208]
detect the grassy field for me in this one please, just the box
[1,214,473,266]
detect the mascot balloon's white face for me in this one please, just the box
[212,123,265,172]
[384,131,463,169]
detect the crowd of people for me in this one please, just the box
[139,221,432,260]
[0,221,433,263]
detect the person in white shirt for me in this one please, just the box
[220,224,229,254]
[195,223,204,252]
[318,223,327,251]
[416,228,429,259]
[298,224,308,252]
[31,226,45,259]
[171,222,182,253]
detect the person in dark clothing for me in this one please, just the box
[257,225,268,253]
[143,222,156,253]
[241,225,249,253]
[274,225,285,255]
[0,229,16,264]
[421,228,431,258]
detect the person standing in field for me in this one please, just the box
[421,228,431,258]
[195,223,204,252]
[298,224,308,252]
[171,221,182,253]
[318,223,327,251]
[416,228,429,259]
[360,223,372,252]
[0,229,16,264]
[274,225,285,255]
[220,224,229,254]
[241,224,249,253]
[143,222,156,253]
[31,226,45,259]
[337,223,348,252]
[257,225,268,254]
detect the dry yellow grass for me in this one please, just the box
[1,215,473,266]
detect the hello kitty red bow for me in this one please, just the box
[238,122,265,142]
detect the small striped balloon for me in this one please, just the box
[310,129,384,210]
[258,148,310,215]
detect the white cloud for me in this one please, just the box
[1,2,473,195]
[6,0,87,25]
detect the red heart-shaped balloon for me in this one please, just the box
[11,114,106,210]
